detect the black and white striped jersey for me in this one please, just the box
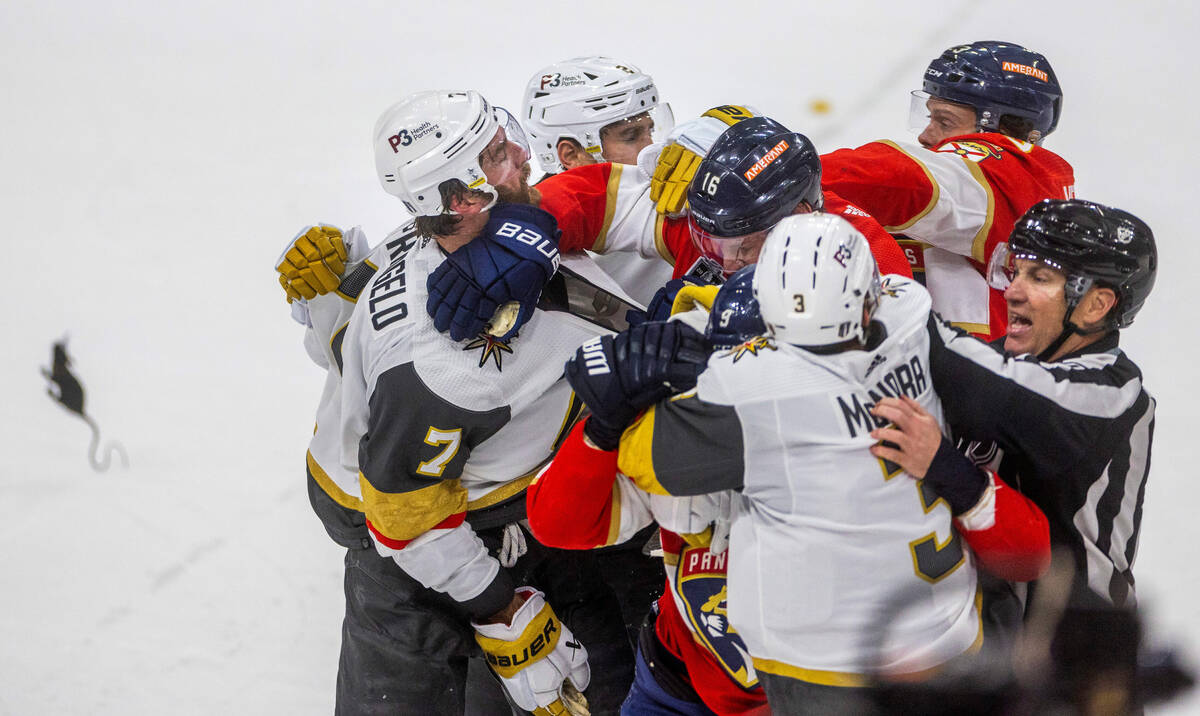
[927,317,1154,608]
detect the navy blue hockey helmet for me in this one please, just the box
[687,117,823,274]
[705,265,766,349]
[990,199,1157,333]
[922,41,1063,141]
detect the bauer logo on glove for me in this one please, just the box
[481,612,560,676]
[474,587,590,716]
[427,204,562,341]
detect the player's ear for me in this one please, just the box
[557,139,588,170]
[1074,285,1118,330]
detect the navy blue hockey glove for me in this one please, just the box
[565,321,712,450]
[626,277,709,326]
[427,204,562,342]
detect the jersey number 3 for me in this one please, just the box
[881,458,965,583]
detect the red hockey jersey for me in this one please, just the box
[821,133,1075,341]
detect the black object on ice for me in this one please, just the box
[41,339,128,472]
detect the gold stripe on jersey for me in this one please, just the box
[753,599,982,689]
[964,160,996,263]
[466,471,538,511]
[605,482,623,546]
[877,140,941,233]
[653,214,675,265]
[751,657,870,687]
[617,406,670,495]
[551,391,587,454]
[950,321,990,335]
[359,474,468,541]
[307,450,362,512]
[593,163,624,253]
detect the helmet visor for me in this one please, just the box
[688,214,769,275]
[987,242,1079,292]
[597,104,675,163]
[908,90,933,134]
[478,106,532,188]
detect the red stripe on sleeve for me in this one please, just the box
[366,511,467,551]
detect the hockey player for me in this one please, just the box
[562,215,1050,713]
[530,271,773,715]
[819,40,1075,341]
[289,90,640,715]
[521,55,676,306]
[522,56,673,173]
[917,199,1157,615]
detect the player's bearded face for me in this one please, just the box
[494,161,540,205]
[1002,258,1069,356]
[479,127,539,206]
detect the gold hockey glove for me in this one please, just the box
[276,225,347,303]
[649,105,756,218]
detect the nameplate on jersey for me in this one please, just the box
[894,235,927,286]
[681,256,726,286]
[538,266,641,333]
[674,544,758,690]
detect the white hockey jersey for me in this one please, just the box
[617,276,981,684]
[303,221,608,618]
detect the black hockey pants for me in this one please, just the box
[334,523,634,716]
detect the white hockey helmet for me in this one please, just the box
[753,213,881,348]
[373,90,530,216]
[522,56,673,173]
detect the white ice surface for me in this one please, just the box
[1,1,1197,713]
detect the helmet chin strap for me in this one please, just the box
[1036,297,1110,362]
[1036,320,1080,362]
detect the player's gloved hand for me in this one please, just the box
[276,225,347,303]
[566,321,712,450]
[647,105,757,218]
[646,277,709,322]
[474,587,590,716]
[427,204,562,342]
[625,277,706,326]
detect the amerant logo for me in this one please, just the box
[1001,61,1048,82]
[743,139,789,182]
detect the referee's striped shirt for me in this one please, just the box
[927,315,1154,608]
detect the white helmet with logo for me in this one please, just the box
[521,56,672,173]
[753,213,881,348]
[373,90,530,216]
